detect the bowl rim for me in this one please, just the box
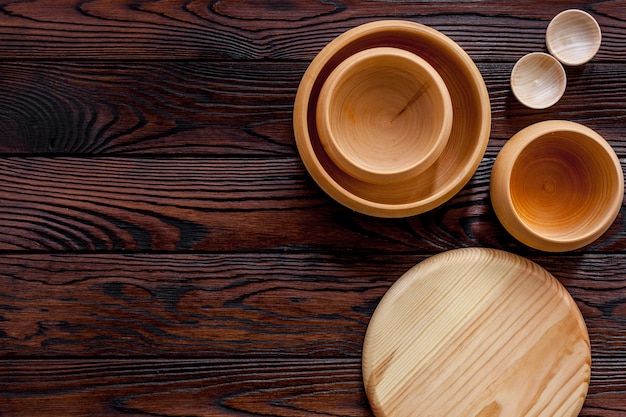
[491,120,624,251]
[316,46,453,184]
[293,20,491,217]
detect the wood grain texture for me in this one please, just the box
[0,0,624,61]
[546,9,602,66]
[1,1,626,416]
[0,157,623,252]
[0,358,374,417]
[510,52,566,109]
[491,121,624,252]
[362,249,590,417]
[0,61,298,155]
[0,62,625,155]
[0,252,394,357]
[0,358,623,417]
[0,252,625,362]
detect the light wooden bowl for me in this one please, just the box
[491,120,623,252]
[511,52,566,109]
[293,20,491,217]
[547,9,601,66]
[316,47,452,184]
[363,248,590,417]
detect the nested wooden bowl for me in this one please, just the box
[316,47,452,184]
[363,248,590,417]
[491,120,623,252]
[547,9,601,66]
[511,52,566,109]
[293,20,491,218]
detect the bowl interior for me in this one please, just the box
[511,53,566,109]
[296,21,490,216]
[317,47,452,183]
[510,131,620,241]
[547,9,601,66]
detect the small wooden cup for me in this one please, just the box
[316,47,453,184]
[511,52,566,109]
[491,120,623,252]
[547,9,601,66]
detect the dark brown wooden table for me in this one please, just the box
[0,1,624,416]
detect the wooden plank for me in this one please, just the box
[0,61,298,155]
[0,252,403,357]
[0,358,374,417]
[0,357,623,416]
[0,156,623,252]
[0,252,625,357]
[0,1,623,61]
[0,61,624,155]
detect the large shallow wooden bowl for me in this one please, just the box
[362,248,590,417]
[491,120,623,252]
[316,46,452,184]
[293,20,491,217]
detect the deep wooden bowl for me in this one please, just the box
[547,9,601,66]
[316,47,452,184]
[511,52,566,109]
[293,20,491,218]
[491,120,623,252]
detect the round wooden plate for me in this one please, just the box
[362,248,590,417]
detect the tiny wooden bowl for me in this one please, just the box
[293,20,491,217]
[316,47,452,184]
[511,52,566,109]
[491,120,623,252]
[547,9,601,66]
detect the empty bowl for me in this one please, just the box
[316,46,453,184]
[547,9,601,66]
[293,20,491,217]
[491,120,623,252]
[511,52,566,109]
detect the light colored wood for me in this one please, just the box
[362,248,590,417]
[316,46,452,184]
[491,120,623,252]
[510,52,566,109]
[293,20,491,217]
[546,9,601,66]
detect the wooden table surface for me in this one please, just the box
[0,1,624,416]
